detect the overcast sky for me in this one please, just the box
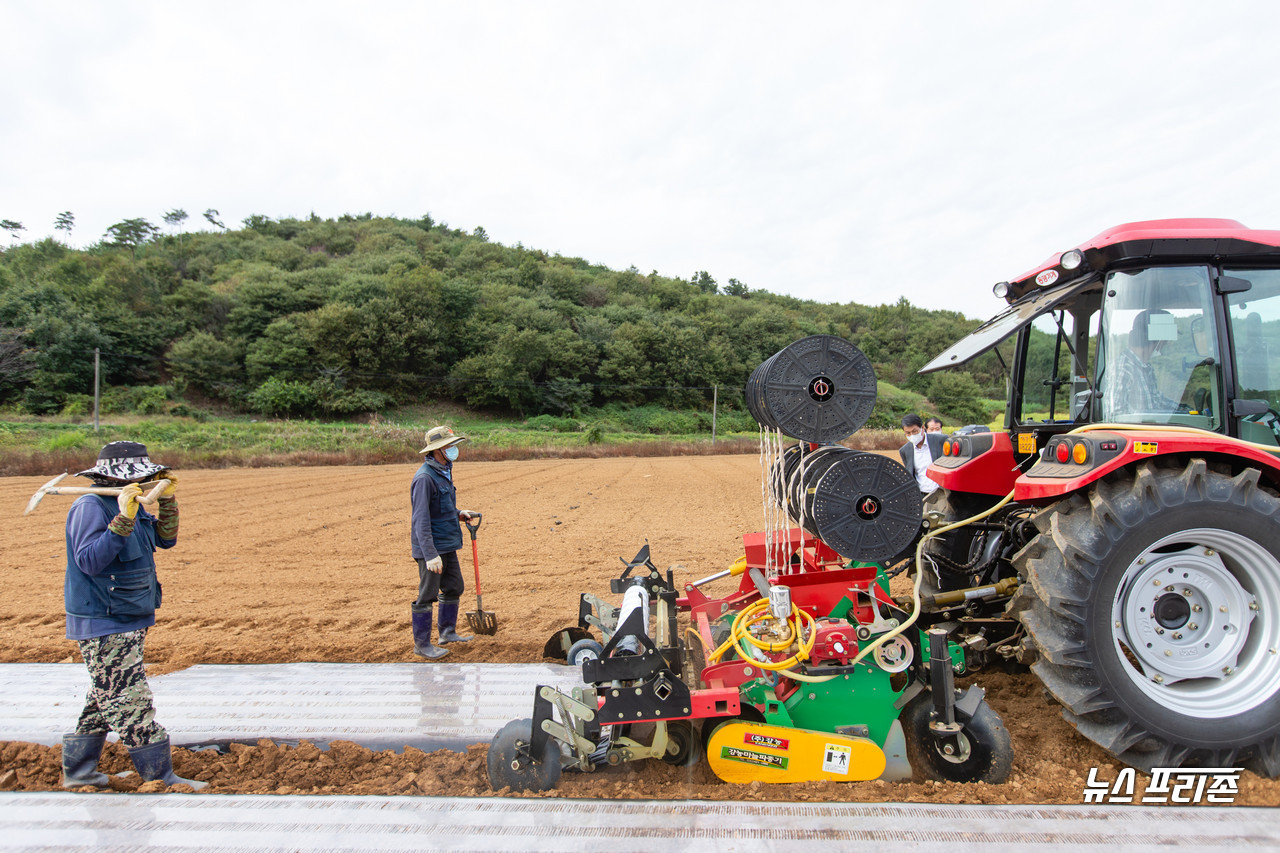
[3,1,1279,318]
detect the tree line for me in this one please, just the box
[0,212,1010,426]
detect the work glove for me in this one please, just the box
[457,510,473,521]
[425,556,443,574]
[117,483,143,519]
[160,472,178,499]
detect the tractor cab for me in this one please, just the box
[921,219,1280,464]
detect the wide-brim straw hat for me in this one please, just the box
[76,441,167,483]
[419,425,469,455]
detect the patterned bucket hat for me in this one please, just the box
[419,425,468,454]
[76,441,167,483]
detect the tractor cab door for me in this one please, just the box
[1014,292,1102,427]
[1095,266,1226,433]
[1223,267,1280,446]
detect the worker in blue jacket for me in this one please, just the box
[61,441,205,791]
[409,425,478,660]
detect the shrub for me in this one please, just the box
[42,430,91,452]
[166,403,207,422]
[248,377,317,417]
[61,395,91,417]
[311,380,391,416]
[613,405,701,434]
[524,414,581,433]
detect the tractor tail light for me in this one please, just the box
[1055,441,1070,463]
[1072,442,1089,465]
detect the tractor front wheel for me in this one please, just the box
[1011,459,1280,777]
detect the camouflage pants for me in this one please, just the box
[75,628,166,748]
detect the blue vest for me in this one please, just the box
[64,496,163,622]
[411,459,462,557]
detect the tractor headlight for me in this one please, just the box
[1060,249,1084,270]
[993,281,1010,299]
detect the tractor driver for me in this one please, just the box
[1110,309,1184,414]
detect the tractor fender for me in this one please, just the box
[1015,430,1280,502]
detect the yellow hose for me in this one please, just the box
[707,596,818,671]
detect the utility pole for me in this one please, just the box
[711,384,718,446]
[93,348,100,433]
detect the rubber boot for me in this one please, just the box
[61,732,110,788]
[437,599,472,643]
[127,736,207,790]
[413,610,449,660]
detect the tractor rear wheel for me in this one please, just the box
[1011,459,1280,777]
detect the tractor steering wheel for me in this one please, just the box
[1245,406,1280,438]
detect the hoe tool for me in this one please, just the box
[25,474,170,516]
[464,513,497,635]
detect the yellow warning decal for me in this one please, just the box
[1134,441,1158,454]
[821,743,853,775]
[1018,433,1037,454]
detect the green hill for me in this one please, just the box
[0,212,1005,428]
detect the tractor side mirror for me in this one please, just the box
[1231,398,1268,417]
[1217,275,1253,294]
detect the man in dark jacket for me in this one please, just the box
[62,441,204,790]
[409,425,477,660]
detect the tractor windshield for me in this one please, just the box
[1096,266,1223,430]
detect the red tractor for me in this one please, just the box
[916,218,1280,778]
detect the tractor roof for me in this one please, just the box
[1005,218,1280,301]
[920,218,1280,375]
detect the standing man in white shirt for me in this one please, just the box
[898,414,944,496]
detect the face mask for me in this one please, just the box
[444,445,459,462]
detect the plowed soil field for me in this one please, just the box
[2,456,1277,806]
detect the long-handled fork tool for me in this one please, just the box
[464,513,497,635]
[25,473,171,515]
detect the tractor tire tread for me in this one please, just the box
[1012,459,1280,777]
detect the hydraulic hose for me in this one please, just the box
[707,596,818,671]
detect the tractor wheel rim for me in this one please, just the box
[1112,528,1280,717]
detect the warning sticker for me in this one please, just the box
[1134,441,1158,455]
[744,732,790,751]
[722,746,789,769]
[822,743,852,775]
